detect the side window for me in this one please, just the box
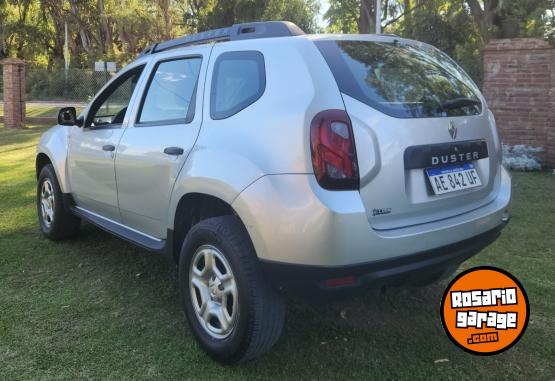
[210,51,265,120]
[138,57,202,125]
[88,66,144,127]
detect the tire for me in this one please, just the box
[178,215,285,363]
[37,164,81,240]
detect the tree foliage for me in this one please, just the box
[0,0,319,68]
[184,0,320,33]
[325,0,551,40]
[466,0,552,42]
[0,0,552,82]
[325,0,552,85]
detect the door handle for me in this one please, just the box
[102,144,115,152]
[163,146,184,156]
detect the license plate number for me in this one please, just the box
[426,163,482,195]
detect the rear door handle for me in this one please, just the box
[163,146,184,156]
[102,144,115,152]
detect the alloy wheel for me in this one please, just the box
[189,245,239,339]
[40,179,55,228]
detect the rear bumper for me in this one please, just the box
[232,166,511,269]
[259,223,505,291]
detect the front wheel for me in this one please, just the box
[178,215,285,363]
[37,164,80,240]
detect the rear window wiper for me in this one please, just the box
[439,98,481,110]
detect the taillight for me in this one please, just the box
[324,275,357,288]
[310,109,359,190]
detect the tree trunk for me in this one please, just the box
[67,0,93,55]
[43,1,65,64]
[157,0,173,40]
[119,25,137,54]
[466,0,501,43]
[359,0,376,34]
[403,0,411,24]
[97,0,112,54]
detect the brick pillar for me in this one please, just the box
[2,58,26,129]
[483,38,555,169]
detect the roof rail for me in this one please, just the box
[138,21,305,57]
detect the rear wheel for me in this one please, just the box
[37,164,80,240]
[178,215,285,363]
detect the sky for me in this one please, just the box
[316,0,330,29]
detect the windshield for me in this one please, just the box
[315,40,482,118]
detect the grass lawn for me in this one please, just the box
[0,103,84,118]
[0,125,553,380]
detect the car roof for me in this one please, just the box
[131,21,431,66]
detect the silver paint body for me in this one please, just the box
[37,34,511,267]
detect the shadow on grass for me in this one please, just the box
[2,173,553,380]
[0,125,50,151]
[7,222,443,348]
[2,220,548,380]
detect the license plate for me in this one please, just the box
[426,163,482,195]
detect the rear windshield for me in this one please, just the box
[315,40,482,118]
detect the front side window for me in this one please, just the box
[88,66,144,127]
[138,57,202,125]
[210,51,265,120]
[316,40,482,118]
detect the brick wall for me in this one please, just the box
[483,38,555,168]
[1,58,26,129]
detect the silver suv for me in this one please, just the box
[36,21,511,362]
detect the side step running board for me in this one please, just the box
[70,206,166,253]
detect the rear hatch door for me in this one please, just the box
[315,37,501,231]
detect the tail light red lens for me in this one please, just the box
[324,275,357,288]
[310,109,359,190]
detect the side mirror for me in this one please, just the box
[58,107,83,127]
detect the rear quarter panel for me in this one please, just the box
[167,37,345,230]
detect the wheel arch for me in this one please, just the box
[36,152,52,178]
[36,125,72,193]
[171,192,250,264]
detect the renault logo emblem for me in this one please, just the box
[448,121,457,139]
